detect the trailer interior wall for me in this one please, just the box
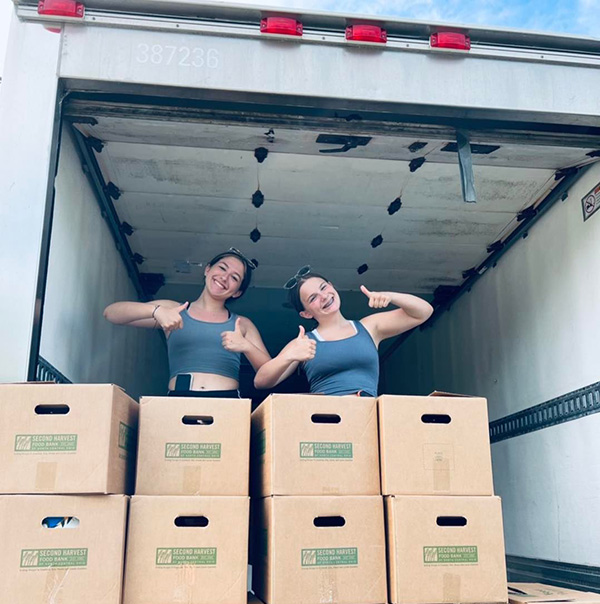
[39,125,167,399]
[383,163,600,566]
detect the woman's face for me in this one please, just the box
[204,255,246,300]
[298,277,341,320]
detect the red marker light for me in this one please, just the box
[346,24,387,44]
[38,0,85,18]
[260,17,303,37]
[430,32,471,50]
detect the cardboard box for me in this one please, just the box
[0,494,128,604]
[508,584,600,604]
[136,396,251,495]
[378,394,493,495]
[251,394,380,496]
[386,495,507,604]
[123,496,249,604]
[253,495,387,604]
[0,384,138,494]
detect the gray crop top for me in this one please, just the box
[166,310,241,381]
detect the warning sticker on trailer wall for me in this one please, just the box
[582,183,600,221]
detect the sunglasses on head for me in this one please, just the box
[227,247,257,270]
[283,265,312,290]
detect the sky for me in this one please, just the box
[1,0,598,76]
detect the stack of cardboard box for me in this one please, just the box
[250,392,508,604]
[122,395,251,604]
[379,393,507,604]
[251,394,387,604]
[0,385,576,604]
[0,384,138,604]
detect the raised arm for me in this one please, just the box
[221,316,272,372]
[359,286,433,347]
[103,299,188,331]
[254,326,316,389]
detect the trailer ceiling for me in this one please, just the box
[69,105,597,295]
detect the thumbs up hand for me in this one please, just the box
[155,301,189,334]
[221,317,250,352]
[360,285,392,309]
[282,325,317,362]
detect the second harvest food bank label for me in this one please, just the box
[156,548,217,566]
[21,548,88,568]
[423,546,478,565]
[14,434,77,452]
[299,442,353,459]
[165,443,221,459]
[301,548,358,567]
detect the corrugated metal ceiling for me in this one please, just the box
[76,116,592,293]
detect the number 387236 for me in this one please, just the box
[136,44,220,68]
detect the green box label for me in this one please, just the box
[20,548,88,568]
[14,434,77,453]
[156,547,217,566]
[165,443,221,459]
[118,422,136,453]
[301,548,358,567]
[300,442,353,459]
[423,546,478,565]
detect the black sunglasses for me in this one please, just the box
[283,265,312,289]
[227,247,257,270]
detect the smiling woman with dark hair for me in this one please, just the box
[254,266,433,397]
[104,248,270,397]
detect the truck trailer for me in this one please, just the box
[1,0,599,591]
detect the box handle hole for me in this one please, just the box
[174,516,209,527]
[311,414,341,424]
[182,415,214,425]
[42,516,79,528]
[35,404,70,415]
[436,516,467,527]
[313,516,346,527]
[421,414,451,424]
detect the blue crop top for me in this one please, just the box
[303,320,379,397]
[166,310,241,381]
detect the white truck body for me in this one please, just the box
[1,0,599,589]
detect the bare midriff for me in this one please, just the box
[168,372,239,392]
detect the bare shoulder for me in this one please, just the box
[359,314,378,331]
[237,315,257,330]
[359,315,379,339]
